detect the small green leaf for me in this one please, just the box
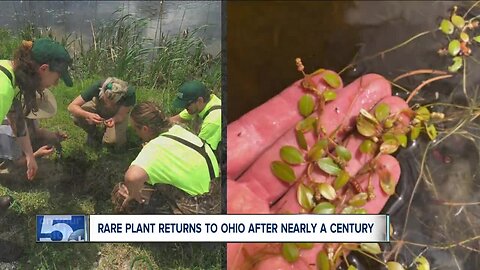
[335,145,352,161]
[360,243,382,255]
[296,243,314,249]
[360,139,377,154]
[317,157,342,176]
[323,90,337,102]
[316,250,330,270]
[387,261,405,270]
[347,266,358,270]
[439,19,454,34]
[415,256,430,270]
[360,109,379,124]
[448,56,463,72]
[318,183,337,201]
[349,192,368,207]
[375,103,390,122]
[334,170,350,190]
[425,124,438,140]
[395,133,408,147]
[297,183,315,210]
[384,118,395,128]
[282,243,299,263]
[308,139,328,161]
[380,138,399,154]
[357,116,378,137]
[271,161,296,183]
[298,94,315,117]
[341,206,354,214]
[296,130,308,150]
[354,208,367,214]
[451,14,465,29]
[296,116,317,132]
[415,107,431,122]
[280,146,305,165]
[323,72,341,89]
[379,169,396,195]
[410,125,422,141]
[474,35,480,43]
[313,202,335,214]
[460,32,469,42]
[448,39,461,56]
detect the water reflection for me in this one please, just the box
[0,1,221,54]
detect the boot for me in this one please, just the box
[0,195,13,214]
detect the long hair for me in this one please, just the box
[130,101,172,136]
[12,40,42,116]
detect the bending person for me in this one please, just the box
[68,77,135,149]
[114,101,220,214]
[0,38,73,180]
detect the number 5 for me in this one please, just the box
[39,215,74,241]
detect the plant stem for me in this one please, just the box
[393,69,448,82]
[405,74,453,104]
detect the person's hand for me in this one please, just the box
[227,71,409,269]
[25,153,38,181]
[85,112,104,125]
[34,145,55,158]
[104,118,115,128]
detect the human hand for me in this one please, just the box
[34,145,55,158]
[104,118,115,128]
[25,153,38,181]
[227,70,410,269]
[85,112,104,125]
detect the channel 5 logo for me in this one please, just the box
[36,215,88,242]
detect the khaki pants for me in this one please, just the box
[72,98,128,146]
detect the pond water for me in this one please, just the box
[228,1,480,269]
[0,1,221,55]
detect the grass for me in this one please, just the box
[0,9,222,270]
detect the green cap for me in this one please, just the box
[173,80,207,108]
[32,38,73,87]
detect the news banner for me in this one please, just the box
[36,214,390,243]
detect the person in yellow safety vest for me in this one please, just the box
[114,101,220,214]
[0,38,73,180]
[169,81,221,156]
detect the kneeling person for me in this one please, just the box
[116,101,220,214]
[68,77,135,148]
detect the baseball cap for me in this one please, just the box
[173,81,207,109]
[31,38,73,87]
[26,89,57,119]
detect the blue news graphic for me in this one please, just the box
[36,215,87,242]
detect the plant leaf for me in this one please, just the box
[380,138,399,154]
[318,183,337,201]
[348,192,368,207]
[317,157,341,175]
[451,14,465,29]
[415,107,431,122]
[448,39,461,56]
[335,145,352,161]
[296,243,314,249]
[271,161,296,183]
[439,19,454,34]
[375,103,390,122]
[323,90,337,102]
[299,94,315,117]
[387,261,405,270]
[410,125,422,141]
[280,146,305,165]
[323,72,341,89]
[415,256,430,270]
[425,124,437,140]
[296,130,308,150]
[460,32,469,42]
[316,250,330,270]
[334,170,350,190]
[474,35,480,43]
[360,243,382,255]
[347,265,358,270]
[308,139,328,161]
[379,168,396,195]
[395,133,408,147]
[296,116,317,133]
[297,183,314,210]
[312,202,335,214]
[448,56,463,72]
[282,243,299,263]
[360,139,377,154]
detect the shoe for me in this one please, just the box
[0,240,23,262]
[0,196,13,214]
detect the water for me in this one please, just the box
[0,1,221,55]
[228,1,480,269]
